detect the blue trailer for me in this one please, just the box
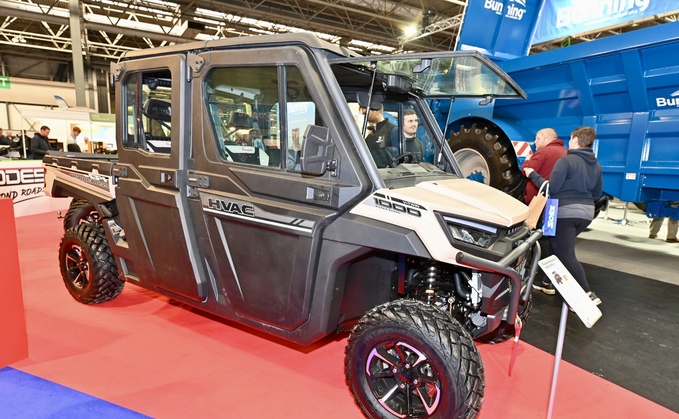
[435,21,679,219]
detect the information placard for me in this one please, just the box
[538,255,602,328]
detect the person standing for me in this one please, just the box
[67,126,83,152]
[522,128,567,295]
[649,216,678,243]
[522,128,567,204]
[524,126,604,306]
[30,125,52,159]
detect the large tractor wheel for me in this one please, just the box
[448,124,525,200]
[345,300,484,419]
[63,199,99,230]
[59,223,123,304]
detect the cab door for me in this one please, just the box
[110,55,207,302]
[188,46,365,330]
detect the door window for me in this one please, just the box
[122,69,173,153]
[205,65,323,171]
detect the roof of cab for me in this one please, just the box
[118,32,358,61]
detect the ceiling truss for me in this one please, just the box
[0,0,678,78]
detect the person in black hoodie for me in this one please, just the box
[524,126,604,306]
[358,94,396,168]
[31,125,53,159]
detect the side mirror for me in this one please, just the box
[300,125,335,176]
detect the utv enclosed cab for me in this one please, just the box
[44,34,539,419]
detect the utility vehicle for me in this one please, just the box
[43,33,541,419]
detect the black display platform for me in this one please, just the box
[521,263,679,413]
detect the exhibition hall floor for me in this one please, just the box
[3,209,678,418]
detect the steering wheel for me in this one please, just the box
[389,152,414,168]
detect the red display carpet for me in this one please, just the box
[7,210,679,418]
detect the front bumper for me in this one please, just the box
[455,229,543,326]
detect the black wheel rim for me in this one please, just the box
[366,340,441,418]
[82,211,99,224]
[64,243,90,291]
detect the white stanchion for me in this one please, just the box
[546,301,569,419]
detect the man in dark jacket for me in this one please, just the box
[525,126,604,306]
[31,125,52,159]
[0,128,10,146]
[522,128,566,204]
[359,95,395,168]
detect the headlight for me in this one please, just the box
[443,216,497,248]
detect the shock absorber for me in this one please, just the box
[423,265,440,303]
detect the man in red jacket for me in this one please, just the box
[522,128,566,204]
[522,128,566,295]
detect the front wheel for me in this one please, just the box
[59,223,123,304]
[345,300,484,419]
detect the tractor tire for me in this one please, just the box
[346,300,484,419]
[63,199,99,230]
[59,223,123,304]
[448,123,525,200]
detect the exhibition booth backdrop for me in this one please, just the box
[0,160,69,217]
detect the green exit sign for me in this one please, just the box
[0,76,9,89]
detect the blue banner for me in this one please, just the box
[457,0,542,60]
[532,0,679,44]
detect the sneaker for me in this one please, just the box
[587,291,602,305]
[649,234,657,239]
[533,280,556,295]
[666,238,678,243]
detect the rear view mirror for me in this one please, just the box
[300,125,335,175]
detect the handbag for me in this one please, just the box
[525,182,548,229]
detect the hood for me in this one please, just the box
[352,177,528,227]
[349,178,529,264]
[569,147,597,165]
[413,178,528,226]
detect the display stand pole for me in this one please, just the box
[546,301,569,419]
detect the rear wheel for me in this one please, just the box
[59,223,123,304]
[448,123,525,200]
[346,300,484,419]
[63,199,99,230]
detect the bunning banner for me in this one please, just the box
[532,0,679,45]
[456,0,542,60]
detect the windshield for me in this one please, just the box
[379,162,457,185]
[330,51,526,99]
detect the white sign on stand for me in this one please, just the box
[537,254,602,419]
[538,255,602,327]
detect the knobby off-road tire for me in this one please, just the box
[63,199,99,230]
[59,223,123,304]
[345,300,484,419]
[448,123,525,200]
